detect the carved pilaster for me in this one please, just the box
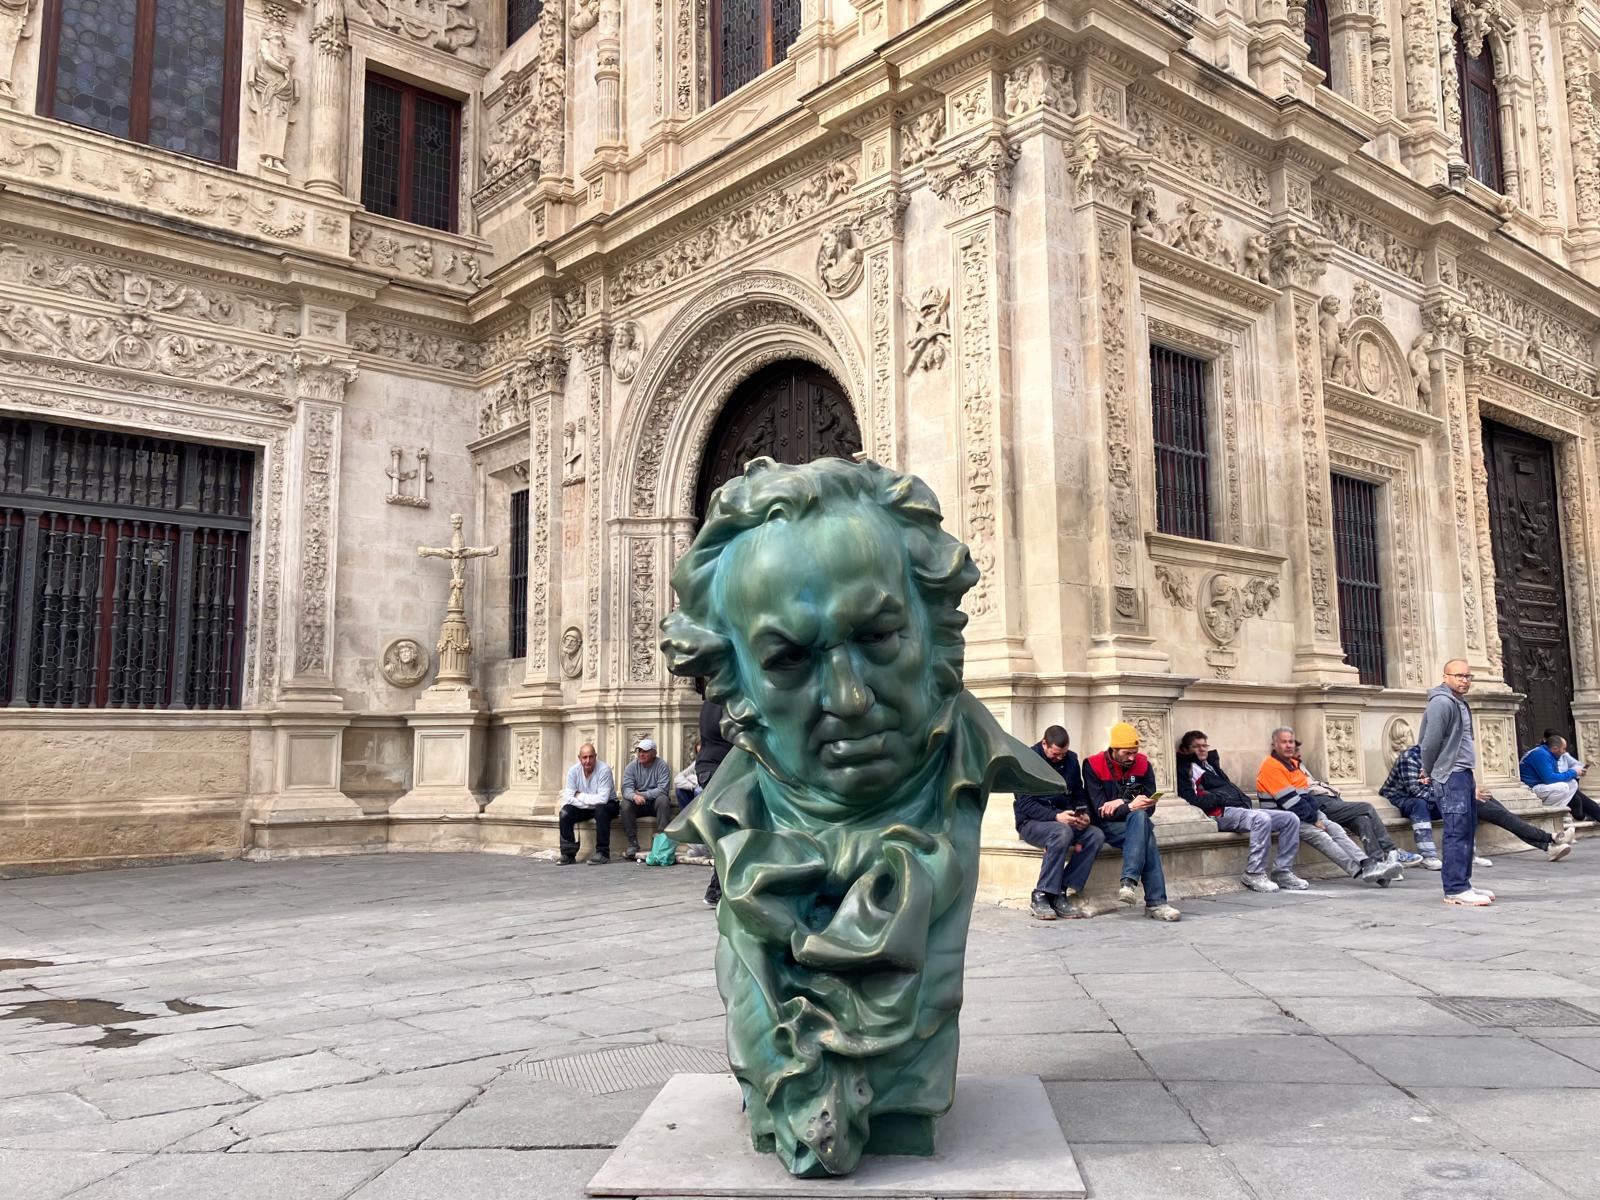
[928,134,1027,671]
[856,185,907,467]
[517,347,569,697]
[282,354,357,695]
[305,0,350,197]
[1064,131,1164,669]
[1560,13,1600,276]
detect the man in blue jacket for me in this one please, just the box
[1014,726,1105,921]
[1520,733,1600,831]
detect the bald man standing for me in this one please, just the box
[1418,660,1493,906]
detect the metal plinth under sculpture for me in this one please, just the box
[391,514,498,818]
[588,458,1083,1198]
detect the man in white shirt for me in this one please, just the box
[558,742,618,865]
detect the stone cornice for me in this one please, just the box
[1132,236,1278,311]
[1322,381,1444,437]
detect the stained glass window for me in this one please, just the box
[361,74,460,233]
[713,0,801,102]
[41,0,242,166]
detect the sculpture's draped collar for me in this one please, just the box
[667,691,1064,1176]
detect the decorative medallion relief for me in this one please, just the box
[1154,566,1279,649]
[1384,716,1416,767]
[816,223,864,298]
[381,636,429,687]
[561,626,584,679]
[353,0,478,51]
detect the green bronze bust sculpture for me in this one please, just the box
[661,456,1065,1178]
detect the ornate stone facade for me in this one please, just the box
[1,0,1594,882]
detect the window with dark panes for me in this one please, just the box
[361,74,461,232]
[1150,346,1212,541]
[508,489,528,659]
[507,0,543,44]
[38,0,243,165]
[1331,473,1387,687]
[712,0,801,102]
[1304,0,1333,87]
[1456,28,1503,191]
[0,418,253,710]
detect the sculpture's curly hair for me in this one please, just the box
[659,456,977,737]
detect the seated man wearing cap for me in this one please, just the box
[620,737,674,861]
[1082,722,1181,921]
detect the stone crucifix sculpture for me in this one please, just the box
[417,513,497,686]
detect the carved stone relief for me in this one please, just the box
[1003,62,1073,118]
[349,221,482,290]
[381,636,429,687]
[515,731,540,783]
[627,539,656,682]
[1310,196,1424,282]
[385,447,432,508]
[1325,716,1359,781]
[1293,296,1336,640]
[1127,99,1270,208]
[904,288,950,373]
[816,223,864,298]
[955,225,998,619]
[901,108,945,169]
[559,625,584,680]
[352,0,477,51]
[1121,708,1170,790]
[480,0,566,190]
[1385,716,1417,766]
[1154,566,1279,653]
[247,5,298,177]
[610,320,644,382]
[0,0,34,103]
[349,318,481,371]
[614,158,856,303]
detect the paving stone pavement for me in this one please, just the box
[2,846,1599,1199]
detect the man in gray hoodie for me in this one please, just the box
[1417,660,1493,906]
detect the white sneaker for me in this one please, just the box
[1554,825,1576,846]
[1475,887,1497,900]
[1241,872,1279,892]
[1444,890,1493,906]
[1547,841,1573,862]
[1270,870,1311,891]
[1421,856,1443,870]
[1472,855,1493,868]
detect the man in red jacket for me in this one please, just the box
[1082,722,1180,921]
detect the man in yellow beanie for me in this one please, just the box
[1082,722,1180,921]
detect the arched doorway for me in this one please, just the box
[693,359,862,520]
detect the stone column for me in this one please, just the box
[1065,128,1165,673]
[1399,0,1453,186]
[516,347,570,699]
[853,179,908,468]
[929,117,1030,676]
[305,0,350,197]
[1267,225,1359,683]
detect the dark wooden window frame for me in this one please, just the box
[506,0,544,46]
[710,0,801,104]
[508,487,528,659]
[1331,472,1388,687]
[1149,344,1214,542]
[0,417,253,710]
[361,71,462,233]
[1456,27,1504,192]
[36,0,245,168]
[1304,0,1334,88]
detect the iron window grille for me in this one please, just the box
[711,0,801,102]
[1456,30,1503,191]
[360,73,461,233]
[508,488,528,659]
[1331,472,1387,687]
[506,0,544,44]
[1150,346,1213,542]
[37,0,244,167]
[0,417,253,710]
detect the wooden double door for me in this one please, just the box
[1484,420,1576,750]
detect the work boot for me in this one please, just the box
[1116,879,1139,906]
[1051,892,1091,920]
[587,853,610,866]
[557,854,577,866]
[1030,890,1058,921]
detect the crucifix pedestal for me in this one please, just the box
[391,514,497,818]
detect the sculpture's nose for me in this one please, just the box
[820,645,872,718]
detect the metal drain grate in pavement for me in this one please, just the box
[518,1042,729,1093]
[1425,996,1600,1027]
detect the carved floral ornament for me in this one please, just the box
[1064,131,1150,210]
[1154,565,1281,648]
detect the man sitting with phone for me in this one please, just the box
[1082,722,1181,922]
[1177,730,1308,893]
[1015,725,1106,921]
